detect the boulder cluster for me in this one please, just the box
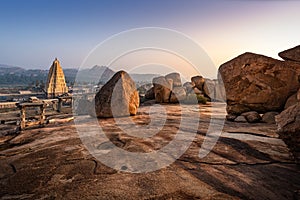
[219,45,300,124]
[219,45,300,161]
[84,71,224,118]
[89,45,299,130]
[82,45,300,160]
[143,72,225,104]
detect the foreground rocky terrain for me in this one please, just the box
[1,103,299,200]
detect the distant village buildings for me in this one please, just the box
[0,58,101,103]
[45,58,68,98]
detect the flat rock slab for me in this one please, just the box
[0,103,299,199]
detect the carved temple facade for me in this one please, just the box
[45,58,68,98]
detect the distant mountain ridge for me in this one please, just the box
[0,64,25,74]
[0,64,159,86]
[76,65,115,84]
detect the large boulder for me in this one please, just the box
[93,71,139,118]
[261,111,279,124]
[165,72,182,87]
[169,87,186,103]
[276,103,300,133]
[278,45,300,62]
[241,111,261,123]
[191,76,205,91]
[183,82,194,94]
[219,52,300,115]
[275,103,300,161]
[284,93,298,110]
[153,76,172,103]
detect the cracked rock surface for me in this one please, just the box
[0,103,299,199]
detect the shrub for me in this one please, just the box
[196,94,207,104]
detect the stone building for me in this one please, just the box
[45,58,68,98]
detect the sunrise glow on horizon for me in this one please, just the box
[0,0,299,78]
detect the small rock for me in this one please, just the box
[227,104,251,116]
[234,115,247,123]
[241,111,262,123]
[226,114,237,121]
[261,112,279,124]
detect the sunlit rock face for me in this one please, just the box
[165,72,182,87]
[45,58,68,98]
[152,73,187,104]
[152,76,173,103]
[219,52,300,115]
[191,75,205,91]
[279,45,300,63]
[93,70,139,118]
[276,102,300,161]
[191,76,226,102]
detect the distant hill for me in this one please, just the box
[0,64,159,86]
[0,64,25,74]
[73,66,159,85]
[0,64,48,86]
[76,65,115,84]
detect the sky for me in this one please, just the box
[0,0,299,78]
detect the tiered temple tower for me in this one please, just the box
[45,58,68,98]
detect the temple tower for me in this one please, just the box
[45,58,68,98]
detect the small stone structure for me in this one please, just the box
[57,96,72,113]
[45,58,68,98]
[17,102,46,130]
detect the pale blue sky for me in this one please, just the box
[0,0,299,76]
